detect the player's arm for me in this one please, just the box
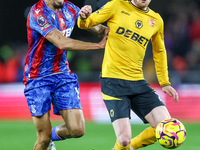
[45,28,109,51]
[151,17,170,87]
[78,5,107,38]
[77,1,116,29]
[151,17,179,102]
[87,24,107,38]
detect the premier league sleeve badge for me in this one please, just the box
[37,15,47,26]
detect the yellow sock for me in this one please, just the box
[130,126,156,149]
[114,140,130,150]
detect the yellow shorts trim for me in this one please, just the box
[102,93,122,100]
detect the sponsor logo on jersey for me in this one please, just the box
[61,27,74,37]
[41,23,51,30]
[116,26,149,47]
[52,14,56,20]
[37,15,46,26]
[135,20,143,29]
[35,9,40,15]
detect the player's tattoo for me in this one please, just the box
[87,24,107,38]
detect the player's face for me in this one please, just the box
[52,0,64,9]
[132,0,151,10]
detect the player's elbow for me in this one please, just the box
[56,42,66,50]
[56,40,74,51]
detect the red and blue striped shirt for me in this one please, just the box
[23,0,80,85]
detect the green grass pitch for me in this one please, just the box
[0,121,199,150]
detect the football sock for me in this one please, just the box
[114,139,130,150]
[130,126,156,149]
[51,125,67,141]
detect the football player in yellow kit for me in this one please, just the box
[78,0,179,150]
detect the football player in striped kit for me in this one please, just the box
[23,0,109,149]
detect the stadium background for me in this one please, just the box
[0,0,200,149]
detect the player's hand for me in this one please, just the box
[98,27,110,49]
[79,5,92,20]
[162,85,179,102]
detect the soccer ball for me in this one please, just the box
[155,118,186,149]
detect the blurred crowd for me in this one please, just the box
[0,0,200,84]
[144,0,200,85]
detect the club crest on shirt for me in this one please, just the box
[149,18,156,27]
[37,15,46,26]
[135,20,143,29]
[59,18,65,27]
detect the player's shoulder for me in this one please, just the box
[64,0,73,5]
[63,0,78,8]
[29,0,47,16]
[33,0,46,11]
[148,8,163,21]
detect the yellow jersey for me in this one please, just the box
[77,0,171,87]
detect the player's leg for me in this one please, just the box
[130,126,156,150]
[58,109,85,138]
[51,73,85,141]
[145,105,171,128]
[130,88,170,149]
[24,77,54,150]
[130,106,170,149]
[103,97,132,150]
[51,109,85,141]
[112,118,132,150]
[100,77,133,150]
[32,111,52,150]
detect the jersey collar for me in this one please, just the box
[129,1,149,13]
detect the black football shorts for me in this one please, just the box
[100,77,165,123]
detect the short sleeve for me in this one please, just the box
[28,9,57,37]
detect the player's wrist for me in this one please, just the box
[161,83,171,88]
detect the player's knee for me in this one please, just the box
[118,135,131,147]
[37,134,51,148]
[72,128,85,138]
[119,139,131,147]
[70,125,85,138]
[37,138,51,148]
[37,129,52,146]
